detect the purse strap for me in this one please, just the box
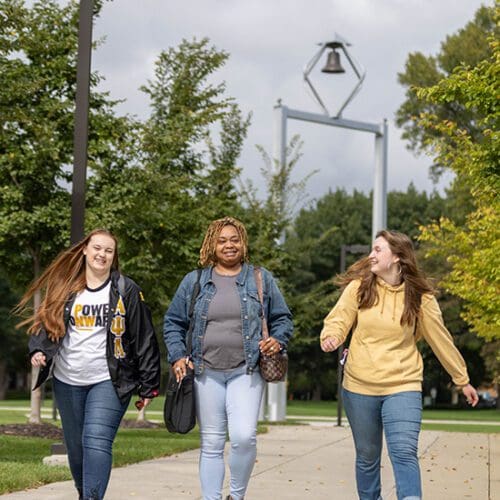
[254,267,269,340]
[186,269,202,356]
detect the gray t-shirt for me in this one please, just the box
[202,271,245,370]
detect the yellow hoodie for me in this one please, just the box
[320,278,470,395]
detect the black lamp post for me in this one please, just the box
[70,0,94,244]
[51,0,94,455]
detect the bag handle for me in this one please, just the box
[253,267,269,340]
[186,269,202,356]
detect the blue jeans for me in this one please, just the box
[195,366,265,500]
[342,389,422,500]
[53,377,130,500]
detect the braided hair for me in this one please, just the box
[199,216,249,267]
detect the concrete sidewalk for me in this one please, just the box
[1,424,498,499]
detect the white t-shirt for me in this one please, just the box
[53,280,112,385]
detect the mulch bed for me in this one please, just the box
[120,419,160,429]
[0,419,160,439]
[0,423,63,439]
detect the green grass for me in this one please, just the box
[421,423,499,433]
[113,427,201,466]
[2,398,499,424]
[0,425,202,494]
[0,435,72,493]
[0,398,497,494]
[0,410,32,425]
[421,408,500,422]
[0,400,269,495]
[286,400,500,422]
[2,398,498,422]
[287,400,340,416]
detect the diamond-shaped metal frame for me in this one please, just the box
[303,33,366,118]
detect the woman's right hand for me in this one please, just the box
[31,352,47,368]
[320,337,339,352]
[172,358,194,383]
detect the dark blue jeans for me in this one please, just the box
[342,388,422,500]
[53,377,130,500]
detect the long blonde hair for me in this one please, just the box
[199,216,249,267]
[15,229,119,341]
[336,230,434,325]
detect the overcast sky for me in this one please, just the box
[89,0,488,205]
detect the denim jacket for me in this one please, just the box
[163,263,293,375]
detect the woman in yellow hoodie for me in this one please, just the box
[320,229,478,500]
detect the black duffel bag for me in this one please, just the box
[163,269,201,434]
[163,367,196,434]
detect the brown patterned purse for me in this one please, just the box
[254,267,288,382]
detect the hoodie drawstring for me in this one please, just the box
[379,283,399,322]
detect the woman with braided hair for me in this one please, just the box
[164,216,293,500]
[320,229,478,500]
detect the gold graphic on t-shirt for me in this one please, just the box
[72,304,109,331]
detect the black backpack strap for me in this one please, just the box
[185,269,202,357]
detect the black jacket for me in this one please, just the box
[29,271,161,402]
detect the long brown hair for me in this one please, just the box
[336,230,434,325]
[15,229,119,341]
[199,216,249,267]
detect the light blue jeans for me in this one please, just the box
[195,366,265,500]
[342,389,422,500]
[53,377,130,500]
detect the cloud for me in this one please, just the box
[86,0,488,200]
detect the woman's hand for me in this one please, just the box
[462,384,479,407]
[321,337,339,352]
[172,358,194,383]
[259,337,281,356]
[31,352,46,368]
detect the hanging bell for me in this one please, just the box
[321,49,345,74]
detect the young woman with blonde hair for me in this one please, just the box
[320,229,478,500]
[16,228,160,500]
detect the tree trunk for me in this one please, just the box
[29,255,42,423]
[0,359,8,400]
[29,366,42,423]
[311,385,322,401]
[136,407,146,422]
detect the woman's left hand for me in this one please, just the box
[259,337,281,356]
[462,384,479,407]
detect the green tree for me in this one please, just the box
[417,34,500,342]
[396,4,497,178]
[396,3,497,399]
[239,135,314,278]
[0,0,137,418]
[88,38,250,324]
[0,273,25,399]
[0,0,75,286]
[0,0,135,287]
